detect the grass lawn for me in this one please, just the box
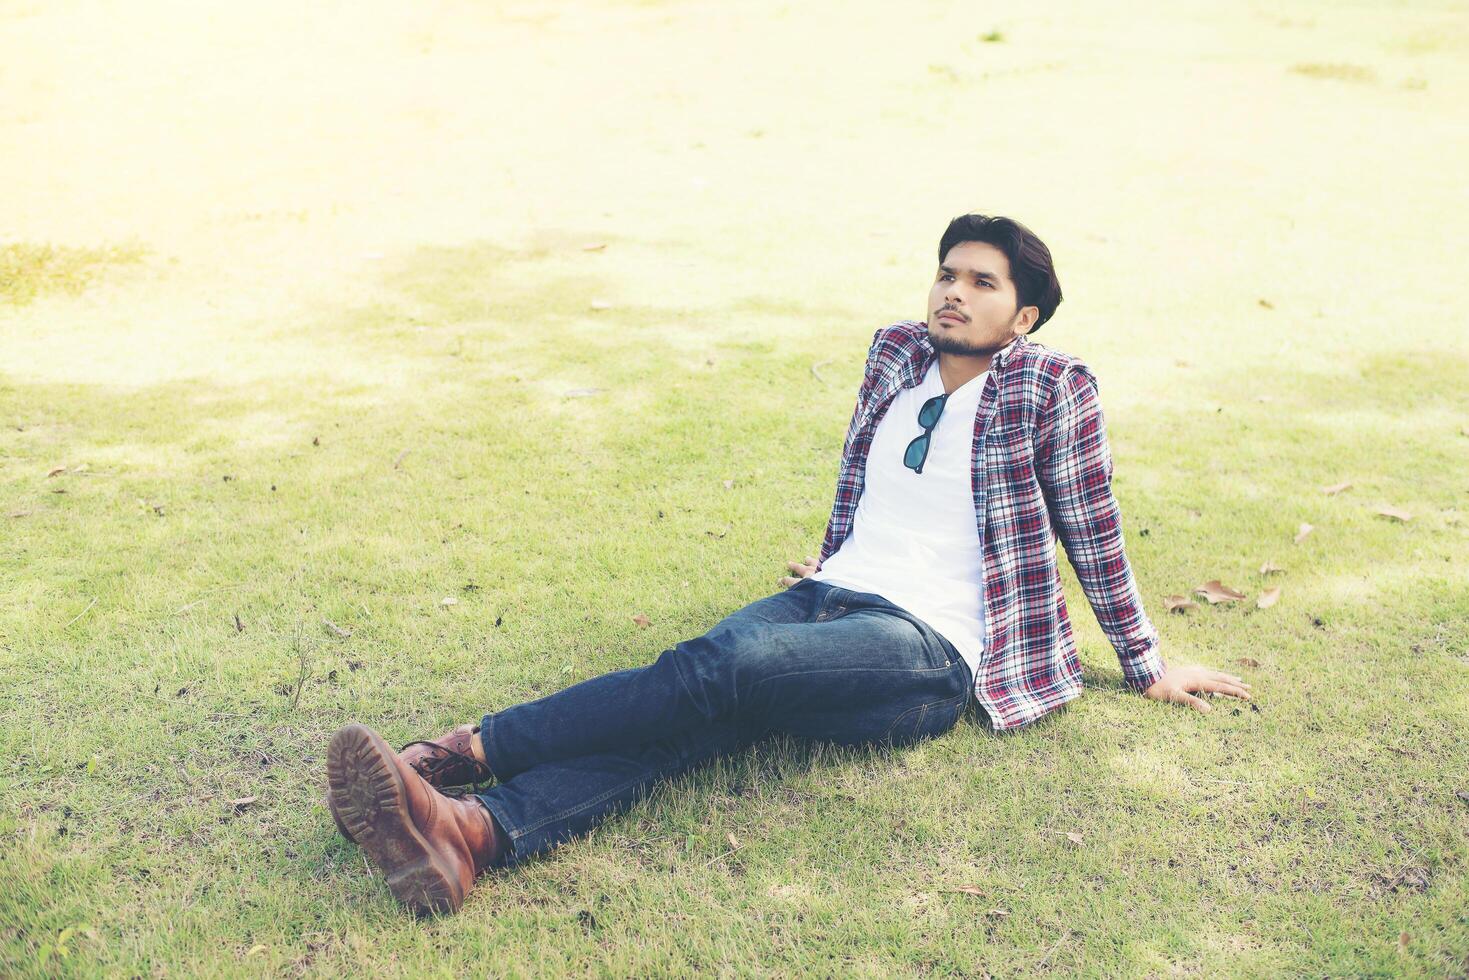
[2,0,1467,975]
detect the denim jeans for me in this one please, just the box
[473,577,975,866]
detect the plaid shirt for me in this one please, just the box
[819,320,1166,731]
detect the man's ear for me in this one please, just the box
[1013,306,1040,337]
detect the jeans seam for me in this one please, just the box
[481,714,517,781]
[479,712,504,781]
[751,663,953,688]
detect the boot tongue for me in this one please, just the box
[448,724,480,759]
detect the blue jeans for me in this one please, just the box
[473,578,975,866]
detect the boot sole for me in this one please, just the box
[328,746,486,845]
[327,793,357,843]
[326,723,466,916]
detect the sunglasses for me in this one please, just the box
[903,393,948,474]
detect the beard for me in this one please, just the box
[927,324,1010,358]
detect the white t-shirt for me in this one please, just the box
[812,360,988,679]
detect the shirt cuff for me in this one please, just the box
[1120,643,1168,693]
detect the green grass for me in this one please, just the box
[2,0,1468,975]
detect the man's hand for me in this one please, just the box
[778,555,820,588]
[1143,664,1252,713]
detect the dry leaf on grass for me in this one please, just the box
[440,596,459,607]
[631,613,652,628]
[1064,831,1084,845]
[1376,507,1412,522]
[727,833,740,850]
[1322,481,1352,495]
[1294,523,1314,543]
[1256,587,1281,610]
[722,479,735,489]
[1194,580,1247,604]
[987,908,1010,919]
[1164,595,1198,614]
[46,465,66,477]
[947,885,986,897]
[1259,560,1285,575]
[1234,657,1261,668]
[230,796,258,811]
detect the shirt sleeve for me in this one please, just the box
[818,326,885,567]
[1036,364,1166,692]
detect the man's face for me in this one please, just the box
[926,241,1037,357]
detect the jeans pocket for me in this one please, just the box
[884,693,966,746]
[930,695,966,736]
[884,702,930,745]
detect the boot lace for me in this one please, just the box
[395,739,495,798]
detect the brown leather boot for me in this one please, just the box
[327,722,493,842]
[327,723,506,916]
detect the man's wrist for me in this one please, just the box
[1123,646,1168,693]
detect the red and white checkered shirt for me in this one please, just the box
[819,320,1166,731]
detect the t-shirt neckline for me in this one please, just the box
[927,360,989,401]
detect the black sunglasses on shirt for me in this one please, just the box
[902,393,948,474]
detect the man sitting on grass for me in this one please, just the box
[324,212,1253,916]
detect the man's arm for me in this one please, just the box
[1035,366,1254,711]
[1035,364,1167,692]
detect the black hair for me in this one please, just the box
[937,214,1063,332]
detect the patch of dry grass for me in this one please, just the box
[0,242,145,306]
